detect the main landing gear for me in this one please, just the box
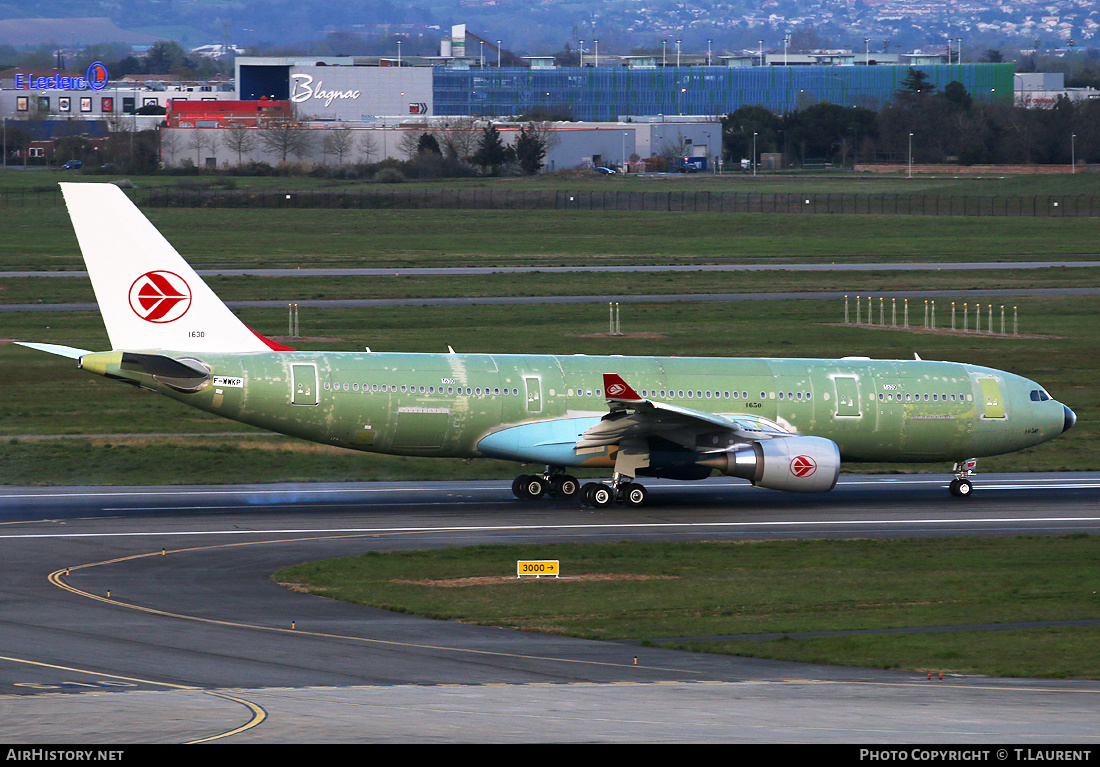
[511,470,649,507]
[511,470,581,502]
[579,479,648,508]
[949,458,978,498]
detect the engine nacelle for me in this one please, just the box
[700,436,841,493]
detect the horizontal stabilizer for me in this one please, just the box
[15,342,93,359]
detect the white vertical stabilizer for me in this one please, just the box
[60,182,286,353]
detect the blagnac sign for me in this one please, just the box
[290,74,361,107]
[15,62,109,91]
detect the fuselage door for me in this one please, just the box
[833,376,862,418]
[977,377,1006,419]
[291,363,318,406]
[525,376,542,414]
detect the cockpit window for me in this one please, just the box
[1030,389,1051,402]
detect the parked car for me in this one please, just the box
[594,166,617,174]
[61,160,82,170]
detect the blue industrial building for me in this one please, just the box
[433,63,1014,121]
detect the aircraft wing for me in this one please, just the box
[576,373,791,450]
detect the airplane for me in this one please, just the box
[18,183,1076,506]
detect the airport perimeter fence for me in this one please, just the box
[5,185,1100,217]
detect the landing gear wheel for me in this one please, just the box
[514,475,546,500]
[949,477,974,498]
[588,483,614,508]
[511,475,529,499]
[621,483,649,508]
[552,475,580,500]
[580,482,600,506]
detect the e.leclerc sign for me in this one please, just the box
[14,62,109,92]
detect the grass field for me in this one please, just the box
[5,267,1100,305]
[273,536,1100,679]
[3,206,1100,270]
[6,166,1100,196]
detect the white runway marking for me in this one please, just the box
[3,516,1100,540]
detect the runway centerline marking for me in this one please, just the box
[7,515,1100,540]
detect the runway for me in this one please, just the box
[1,473,1098,743]
[6,287,1100,314]
[3,260,1098,278]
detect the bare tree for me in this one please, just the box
[434,117,480,161]
[321,127,355,165]
[186,130,212,166]
[397,129,422,160]
[358,131,379,163]
[159,128,181,166]
[258,120,311,162]
[223,123,257,165]
[206,132,220,167]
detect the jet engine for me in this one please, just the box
[699,436,841,493]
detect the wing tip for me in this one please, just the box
[603,372,645,402]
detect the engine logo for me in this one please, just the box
[790,455,817,477]
[129,270,192,323]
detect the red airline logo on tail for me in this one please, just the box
[128,271,192,323]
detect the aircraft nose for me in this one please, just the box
[1063,405,1077,433]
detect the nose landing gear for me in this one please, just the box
[949,459,977,498]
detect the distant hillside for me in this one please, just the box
[0,17,164,46]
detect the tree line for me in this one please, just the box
[724,70,1096,168]
[156,120,554,179]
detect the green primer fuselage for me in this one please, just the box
[86,350,1068,469]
